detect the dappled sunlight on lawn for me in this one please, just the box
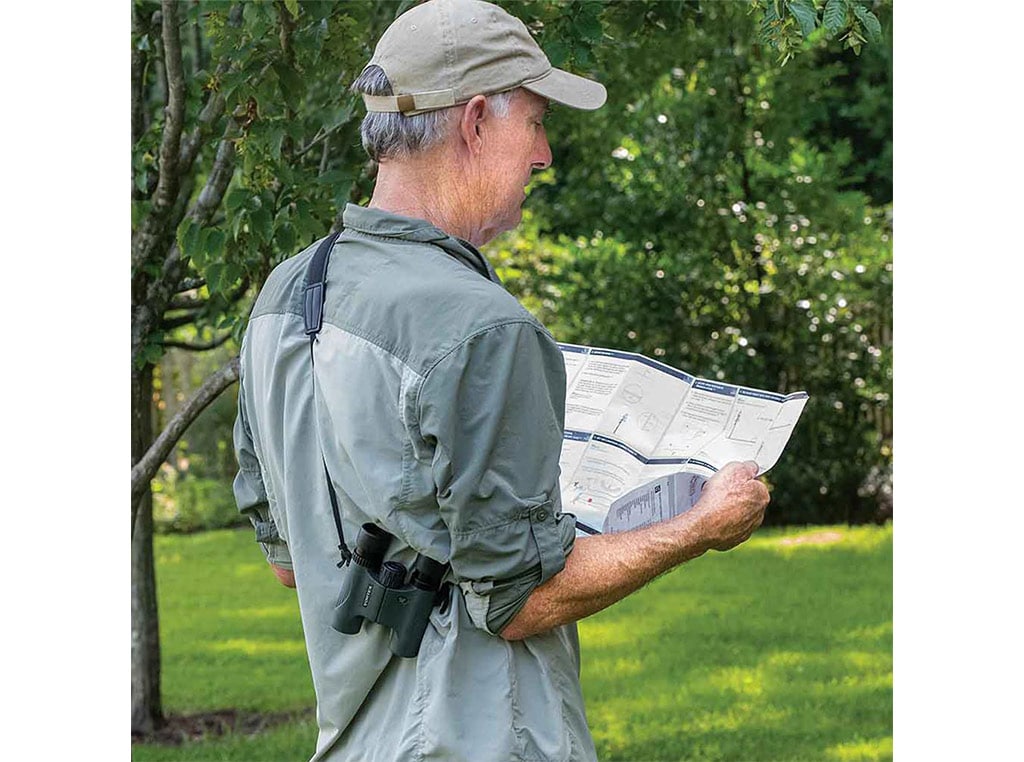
[706,664,767,697]
[758,649,892,696]
[680,701,791,735]
[746,524,892,556]
[208,638,307,656]
[586,640,891,758]
[222,604,298,621]
[579,619,648,649]
[588,681,793,757]
[837,621,892,645]
[580,525,892,760]
[825,736,893,760]
[149,525,891,760]
[232,561,278,579]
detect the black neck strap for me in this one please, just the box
[304,230,343,339]
[304,230,352,568]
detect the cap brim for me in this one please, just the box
[522,68,607,111]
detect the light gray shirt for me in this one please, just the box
[233,203,595,761]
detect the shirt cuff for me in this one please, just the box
[460,508,576,635]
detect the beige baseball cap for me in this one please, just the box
[359,0,606,116]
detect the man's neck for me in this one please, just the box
[368,153,485,246]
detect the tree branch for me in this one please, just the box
[131,356,240,529]
[178,6,241,176]
[225,276,252,307]
[160,310,201,330]
[319,134,331,174]
[176,276,206,293]
[191,0,203,76]
[190,125,238,222]
[296,120,348,159]
[133,119,239,367]
[160,333,232,351]
[132,3,148,153]
[131,0,187,275]
[157,0,186,195]
[168,293,204,311]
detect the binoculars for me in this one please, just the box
[332,523,448,658]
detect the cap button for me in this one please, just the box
[410,24,417,30]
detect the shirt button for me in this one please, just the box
[535,507,548,522]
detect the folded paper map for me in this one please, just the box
[556,343,808,534]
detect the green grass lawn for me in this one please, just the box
[133,524,892,762]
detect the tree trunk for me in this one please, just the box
[131,363,163,735]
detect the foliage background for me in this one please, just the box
[142,0,892,533]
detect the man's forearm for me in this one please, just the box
[500,512,710,640]
[499,461,769,641]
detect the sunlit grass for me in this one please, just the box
[578,524,893,761]
[152,529,313,716]
[134,524,892,761]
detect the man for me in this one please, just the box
[233,1,769,760]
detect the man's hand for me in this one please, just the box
[271,564,296,588]
[688,460,770,552]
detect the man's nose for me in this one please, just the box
[532,134,552,170]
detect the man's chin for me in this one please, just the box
[477,212,522,247]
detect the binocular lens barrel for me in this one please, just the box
[378,560,407,589]
[353,522,392,568]
[410,554,445,591]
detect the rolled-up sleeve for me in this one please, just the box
[232,372,293,570]
[418,320,575,634]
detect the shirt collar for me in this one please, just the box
[341,203,499,283]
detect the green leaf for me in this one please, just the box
[265,124,286,160]
[788,0,818,38]
[206,262,225,293]
[142,342,164,366]
[131,200,150,230]
[223,262,243,289]
[232,210,246,241]
[545,40,570,68]
[293,198,318,242]
[191,228,212,269]
[232,317,248,346]
[176,217,201,260]
[284,0,299,20]
[225,187,251,215]
[273,62,304,108]
[852,6,882,43]
[823,0,847,34]
[250,205,273,243]
[574,12,603,43]
[205,228,227,262]
[275,222,297,255]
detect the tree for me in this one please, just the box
[130,0,409,733]
[131,0,888,734]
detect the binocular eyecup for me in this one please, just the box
[332,523,449,658]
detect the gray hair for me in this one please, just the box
[351,65,514,162]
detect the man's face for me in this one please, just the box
[475,89,552,242]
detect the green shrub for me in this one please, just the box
[153,474,246,534]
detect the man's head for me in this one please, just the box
[352,0,605,244]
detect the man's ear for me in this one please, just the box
[458,95,488,156]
